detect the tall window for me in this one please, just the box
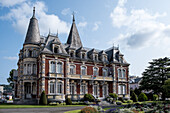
[70,65,75,75]
[93,85,98,96]
[33,64,36,74]
[95,55,98,61]
[118,85,126,94]
[82,53,85,59]
[28,50,32,57]
[118,69,122,78]
[81,83,86,94]
[57,82,62,94]
[50,81,55,94]
[27,64,31,74]
[81,66,86,75]
[50,61,56,73]
[93,67,98,76]
[70,83,75,94]
[57,62,62,73]
[122,69,126,78]
[24,64,26,74]
[103,85,107,97]
[70,52,74,57]
[103,68,108,77]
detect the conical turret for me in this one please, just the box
[66,14,83,48]
[24,7,40,45]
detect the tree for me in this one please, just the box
[39,91,47,105]
[138,92,148,101]
[131,91,138,102]
[140,57,170,100]
[163,79,170,98]
[7,69,16,88]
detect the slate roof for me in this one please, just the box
[24,7,40,45]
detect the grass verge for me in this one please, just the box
[0,103,86,109]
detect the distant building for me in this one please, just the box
[129,76,142,90]
[14,8,130,104]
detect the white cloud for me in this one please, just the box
[0,1,70,35]
[0,0,26,7]
[110,0,169,50]
[78,22,87,27]
[4,56,18,60]
[92,21,101,31]
[61,8,71,15]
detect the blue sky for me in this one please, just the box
[1,0,170,84]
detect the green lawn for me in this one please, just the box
[0,103,86,109]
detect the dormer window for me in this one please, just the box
[54,47,58,53]
[70,52,74,57]
[82,53,85,59]
[104,56,107,62]
[95,55,98,61]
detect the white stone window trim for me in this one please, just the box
[56,80,64,94]
[69,64,76,75]
[103,84,108,97]
[69,82,76,95]
[93,83,99,98]
[80,82,87,95]
[93,66,99,76]
[102,67,108,77]
[48,80,56,94]
[81,65,87,75]
[56,61,64,74]
[118,84,126,95]
[117,68,126,79]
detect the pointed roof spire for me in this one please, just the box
[24,7,40,45]
[72,11,75,22]
[66,13,83,48]
[32,7,35,18]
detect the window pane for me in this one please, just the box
[57,62,62,73]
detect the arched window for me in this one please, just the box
[118,69,122,78]
[50,61,56,73]
[81,66,86,75]
[70,65,75,75]
[57,62,62,73]
[93,84,98,97]
[103,68,108,77]
[93,67,98,76]
[57,82,62,94]
[81,83,86,94]
[33,64,36,74]
[54,47,58,53]
[50,81,55,94]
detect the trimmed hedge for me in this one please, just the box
[153,94,158,101]
[39,91,47,105]
[138,92,148,101]
[65,98,72,105]
[109,93,118,100]
[84,94,95,102]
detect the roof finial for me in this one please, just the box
[33,7,35,18]
[72,11,75,22]
[48,28,50,35]
[56,29,58,37]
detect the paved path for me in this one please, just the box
[0,106,85,113]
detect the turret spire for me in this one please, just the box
[33,7,35,18]
[72,12,75,22]
[24,7,40,45]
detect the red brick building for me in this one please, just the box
[15,8,130,103]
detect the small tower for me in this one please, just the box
[17,7,40,100]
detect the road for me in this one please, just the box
[0,106,85,113]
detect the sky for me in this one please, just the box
[0,0,170,84]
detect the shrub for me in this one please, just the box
[138,92,148,101]
[39,91,47,105]
[65,98,72,105]
[81,106,97,113]
[153,94,158,101]
[109,93,118,100]
[131,91,138,102]
[84,94,95,102]
[127,100,133,103]
[116,101,122,105]
[118,97,125,103]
